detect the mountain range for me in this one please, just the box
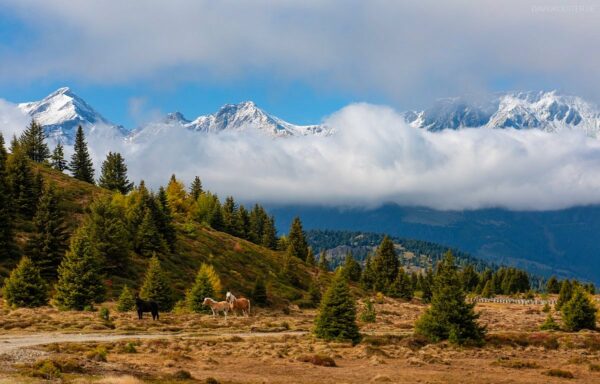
[11,87,600,145]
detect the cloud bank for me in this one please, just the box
[5,100,600,211]
[1,1,600,106]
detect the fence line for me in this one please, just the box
[470,297,556,305]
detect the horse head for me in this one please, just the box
[202,297,212,306]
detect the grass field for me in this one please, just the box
[1,296,599,383]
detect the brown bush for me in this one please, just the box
[298,354,337,367]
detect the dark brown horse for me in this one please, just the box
[136,297,159,320]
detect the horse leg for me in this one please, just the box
[138,310,142,320]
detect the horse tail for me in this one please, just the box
[247,299,251,316]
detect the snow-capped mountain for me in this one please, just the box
[18,87,127,144]
[406,91,600,136]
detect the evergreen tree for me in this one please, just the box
[415,251,485,345]
[0,133,16,259]
[359,298,376,323]
[236,205,250,240]
[140,255,175,311]
[540,312,560,331]
[308,282,322,306]
[186,266,215,313]
[287,217,308,260]
[86,197,131,271]
[546,276,560,294]
[342,252,362,282]
[252,277,268,306]
[26,185,68,279]
[54,229,106,310]
[2,257,48,307]
[360,255,375,290]
[155,187,177,250]
[69,126,95,183]
[6,146,38,218]
[460,265,480,293]
[481,280,495,298]
[208,198,224,231]
[371,236,399,293]
[135,207,167,256]
[50,143,68,171]
[306,247,316,266]
[197,263,222,296]
[388,267,414,301]
[98,152,133,194]
[249,204,267,243]
[556,280,574,310]
[561,287,597,331]
[117,285,136,312]
[420,268,434,303]
[261,216,278,250]
[189,176,203,200]
[20,120,50,163]
[314,270,361,344]
[318,251,329,272]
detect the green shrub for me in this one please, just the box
[117,285,136,312]
[359,298,376,323]
[2,257,48,308]
[99,307,110,321]
[86,346,108,362]
[540,313,560,331]
[562,288,597,331]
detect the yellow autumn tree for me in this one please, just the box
[165,174,188,214]
[199,263,222,296]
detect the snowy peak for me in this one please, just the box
[407,91,600,136]
[18,87,123,143]
[164,111,190,124]
[183,101,328,137]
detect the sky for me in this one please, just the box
[1,0,599,128]
[2,1,600,211]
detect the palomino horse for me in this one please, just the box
[202,297,230,318]
[226,292,251,316]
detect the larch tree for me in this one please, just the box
[98,152,133,194]
[186,266,215,313]
[69,126,95,183]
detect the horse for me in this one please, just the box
[202,297,230,318]
[136,297,159,320]
[226,291,251,316]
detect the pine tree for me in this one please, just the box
[546,276,560,294]
[98,152,133,194]
[308,282,322,306]
[50,143,68,171]
[261,216,278,250]
[287,217,308,260]
[2,257,48,307]
[342,252,362,282]
[371,236,399,293]
[481,280,495,298]
[388,267,414,301]
[117,285,136,312]
[20,120,50,163]
[561,287,597,331]
[189,176,203,200]
[54,230,106,310]
[155,187,177,250]
[6,146,38,218]
[86,197,131,271]
[460,265,480,293]
[420,268,434,303]
[360,255,375,290]
[318,251,329,272]
[314,270,361,344]
[237,205,250,240]
[415,251,485,345]
[556,280,574,310]
[135,207,167,256]
[26,185,68,279]
[140,255,175,311]
[0,133,16,259]
[540,312,560,331]
[252,277,268,306]
[306,247,316,266]
[359,298,376,323]
[249,204,267,243]
[69,126,95,183]
[186,266,215,313]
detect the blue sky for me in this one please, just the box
[1,1,599,129]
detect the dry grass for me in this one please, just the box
[1,296,600,383]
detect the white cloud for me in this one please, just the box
[64,103,600,211]
[0,99,28,140]
[1,1,600,106]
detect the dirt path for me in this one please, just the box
[0,330,307,354]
